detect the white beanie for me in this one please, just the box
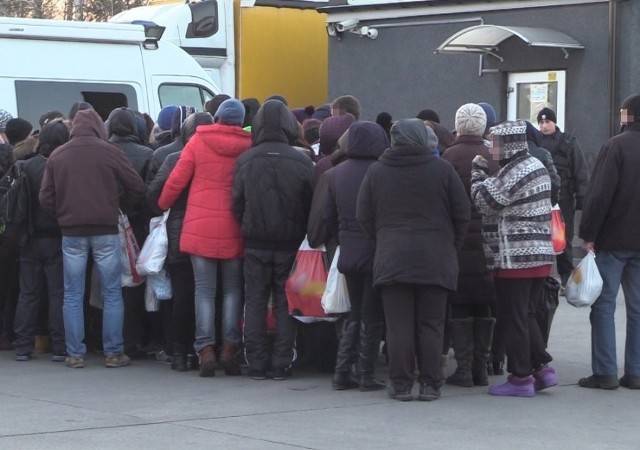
[455,103,487,137]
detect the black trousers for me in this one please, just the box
[14,237,65,354]
[243,248,297,371]
[344,272,384,324]
[0,254,19,341]
[167,261,195,353]
[556,199,575,283]
[494,277,552,377]
[381,283,447,392]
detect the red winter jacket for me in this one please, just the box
[158,123,251,259]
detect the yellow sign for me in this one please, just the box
[548,72,557,82]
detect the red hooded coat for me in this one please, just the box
[158,123,251,258]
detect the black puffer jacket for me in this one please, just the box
[146,138,183,185]
[22,154,60,239]
[325,121,388,274]
[232,100,314,251]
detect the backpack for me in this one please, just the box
[0,161,32,248]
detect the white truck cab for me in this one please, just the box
[111,0,234,96]
[0,16,218,126]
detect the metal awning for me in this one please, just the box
[435,25,584,61]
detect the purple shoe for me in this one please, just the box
[489,375,535,397]
[533,365,558,391]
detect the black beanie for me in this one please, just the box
[621,94,640,123]
[537,107,557,124]
[5,118,33,146]
[416,109,440,124]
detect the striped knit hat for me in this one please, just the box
[490,120,528,160]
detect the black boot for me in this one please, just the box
[472,317,495,386]
[332,320,360,390]
[446,318,474,387]
[171,353,188,371]
[359,322,385,391]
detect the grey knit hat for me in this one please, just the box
[455,103,487,137]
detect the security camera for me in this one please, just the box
[365,27,378,39]
[358,26,378,39]
[335,19,359,33]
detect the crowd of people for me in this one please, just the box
[1,91,639,401]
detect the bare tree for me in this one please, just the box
[83,0,148,22]
[0,0,62,18]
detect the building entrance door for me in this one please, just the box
[507,70,566,131]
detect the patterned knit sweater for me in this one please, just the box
[470,153,555,271]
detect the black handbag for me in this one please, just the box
[536,277,560,347]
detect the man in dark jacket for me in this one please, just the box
[538,108,590,289]
[40,109,145,369]
[233,100,315,380]
[357,119,470,401]
[525,121,560,205]
[577,94,640,390]
[13,120,69,362]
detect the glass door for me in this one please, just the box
[507,71,566,131]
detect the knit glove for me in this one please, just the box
[471,155,489,183]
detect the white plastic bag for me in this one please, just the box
[148,269,173,301]
[136,211,169,276]
[565,251,603,308]
[144,282,159,312]
[321,246,351,314]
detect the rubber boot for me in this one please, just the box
[472,317,495,386]
[446,318,474,387]
[198,345,216,377]
[359,322,385,391]
[332,320,360,390]
[220,341,241,376]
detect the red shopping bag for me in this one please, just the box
[118,210,144,287]
[285,238,330,320]
[551,204,566,255]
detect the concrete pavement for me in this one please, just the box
[0,290,638,450]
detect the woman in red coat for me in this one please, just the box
[158,99,252,377]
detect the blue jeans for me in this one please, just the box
[62,235,124,357]
[591,250,640,377]
[190,255,243,353]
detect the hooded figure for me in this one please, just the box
[241,98,261,130]
[357,117,470,400]
[315,113,356,181]
[145,106,195,184]
[325,121,390,391]
[39,108,145,367]
[232,99,314,380]
[107,107,153,180]
[470,120,555,397]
